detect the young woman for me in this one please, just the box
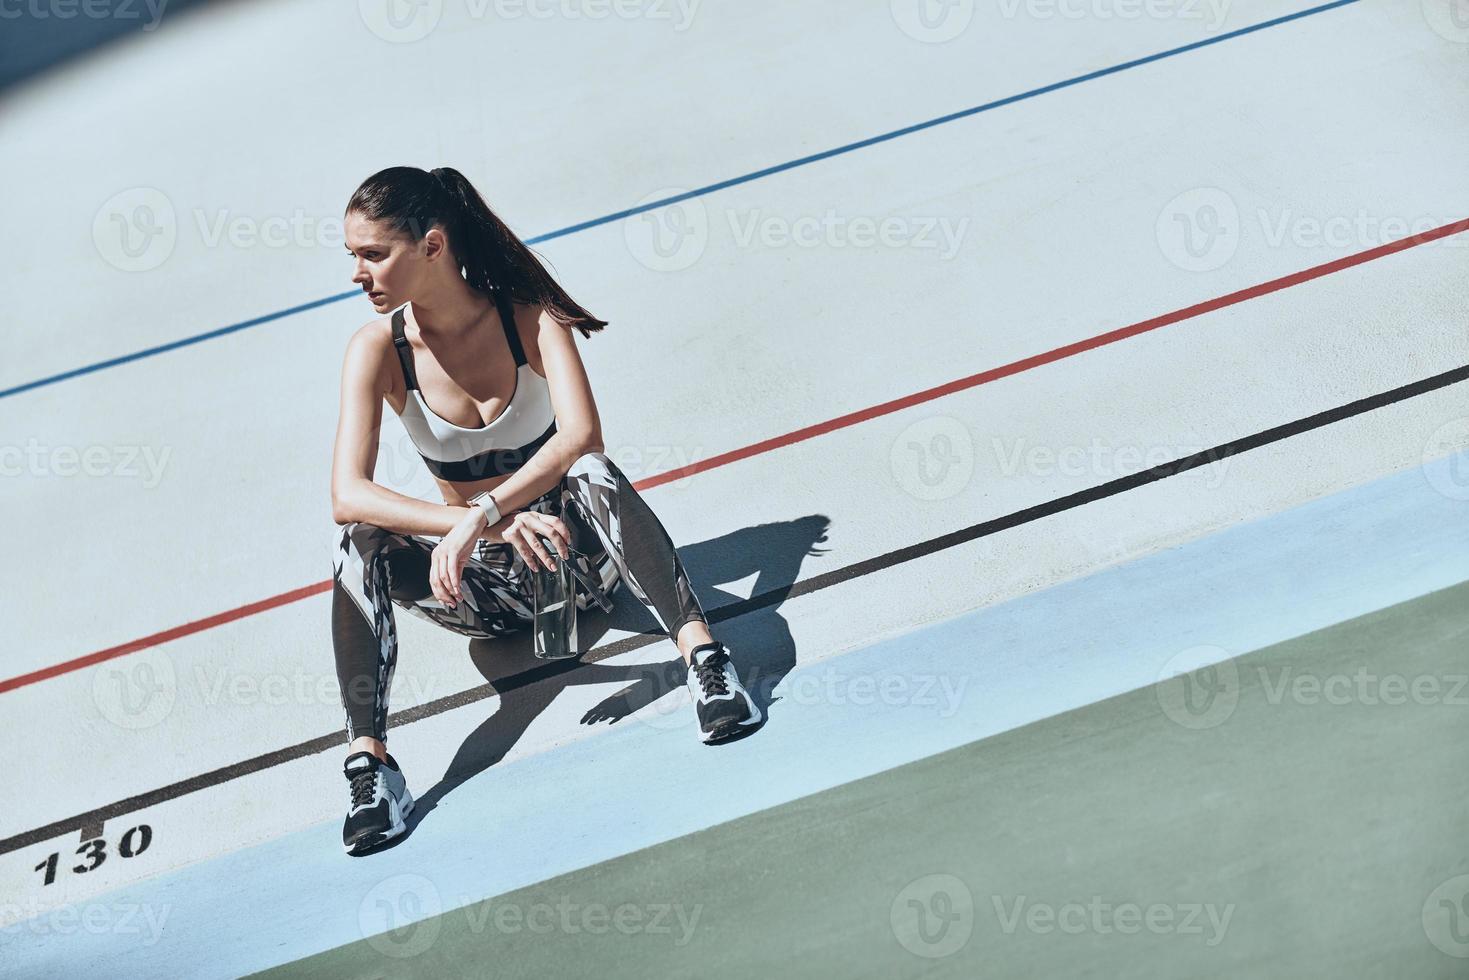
[330,166,761,855]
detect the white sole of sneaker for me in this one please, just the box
[343,788,415,855]
[701,703,763,744]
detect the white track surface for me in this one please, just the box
[2,0,1466,949]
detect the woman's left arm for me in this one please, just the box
[477,304,605,517]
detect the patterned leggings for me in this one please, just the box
[331,451,707,742]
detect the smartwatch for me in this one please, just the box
[468,490,502,528]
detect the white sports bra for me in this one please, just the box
[390,289,558,482]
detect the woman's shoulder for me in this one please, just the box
[502,297,551,376]
[342,314,401,399]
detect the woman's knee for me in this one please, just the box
[334,520,392,556]
[566,449,618,484]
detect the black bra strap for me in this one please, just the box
[493,288,528,367]
[390,307,419,390]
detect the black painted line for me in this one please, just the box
[5,361,1465,856]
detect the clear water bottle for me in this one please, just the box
[531,497,578,660]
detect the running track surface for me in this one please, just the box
[5,450,1465,976]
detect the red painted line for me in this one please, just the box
[5,217,1466,695]
[641,216,1469,489]
[0,581,333,695]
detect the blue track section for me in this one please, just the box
[5,450,1464,978]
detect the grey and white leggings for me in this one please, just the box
[331,451,707,743]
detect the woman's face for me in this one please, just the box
[344,212,417,312]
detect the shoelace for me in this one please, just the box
[348,767,379,808]
[693,650,731,698]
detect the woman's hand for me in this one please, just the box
[498,510,572,573]
[430,508,488,608]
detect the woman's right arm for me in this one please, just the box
[330,323,491,538]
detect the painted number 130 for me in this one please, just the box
[34,826,152,886]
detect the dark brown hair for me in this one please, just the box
[346,165,607,338]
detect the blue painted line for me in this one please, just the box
[1,0,1362,403]
[6,449,1463,978]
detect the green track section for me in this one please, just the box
[259,579,1469,979]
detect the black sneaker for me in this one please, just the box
[342,751,414,854]
[686,641,762,744]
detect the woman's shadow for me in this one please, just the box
[390,514,830,843]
